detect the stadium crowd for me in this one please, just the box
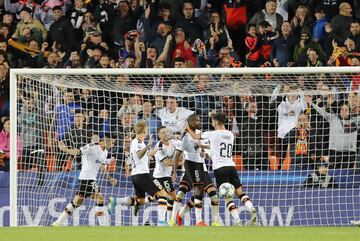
[1,0,360,173]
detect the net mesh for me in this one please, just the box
[13,70,360,226]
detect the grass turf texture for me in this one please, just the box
[2,227,360,241]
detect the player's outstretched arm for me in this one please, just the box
[100,164,117,187]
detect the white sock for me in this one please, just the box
[157,197,167,223]
[194,199,203,223]
[171,200,181,221]
[210,196,219,222]
[240,195,254,211]
[55,202,75,225]
[95,206,109,226]
[116,197,134,206]
[179,203,192,218]
[226,199,240,223]
[166,199,174,222]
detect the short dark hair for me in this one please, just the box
[247,23,256,31]
[187,113,199,124]
[211,111,226,124]
[174,57,185,63]
[258,20,271,28]
[157,125,167,135]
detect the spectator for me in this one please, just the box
[238,100,266,170]
[48,6,74,54]
[306,48,323,67]
[176,0,205,44]
[0,118,21,172]
[157,96,193,135]
[12,7,47,44]
[70,0,88,42]
[312,98,360,169]
[283,113,316,170]
[349,21,360,51]
[277,88,308,167]
[245,23,261,67]
[331,2,353,45]
[112,0,138,46]
[172,28,195,66]
[0,63,9,118]
[55,90,81,140]
[248,0,283,33]
[136,100,162,142]
[312,5,327,46]
[18,97,44,171]
[290,4,313,36]
[271,21,297,67]
[293,29,324,66]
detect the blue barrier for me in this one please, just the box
[0,170,359,226]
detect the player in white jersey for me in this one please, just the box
[186,111,260,226]
[153,126,179,225]
[107,121,168,225]
[157,96,194,134]
[170,114,220,226]
[52,134,117,226]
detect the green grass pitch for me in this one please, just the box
[2,227,360,241]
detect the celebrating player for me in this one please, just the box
[170,114,219,226]
[186,111,259,226]
[107,120,168,225]
[51,134,117,226]
[153,126,179,225]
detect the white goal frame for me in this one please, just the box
[9,66,360,227]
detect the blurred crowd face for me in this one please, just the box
[220,56,230,67]
[142,101,153,116]
[119,1,130,15]
[28,40,39,50]
[3,119,9,132]
[351,58,360,66]
[247,101,258,115]
[92,49,102,61]
[196,74,210,91]
[0,64,8,79]
[340,2,352,17]
[25,98,35,111]
[74,112,85,127]
[53,9,63,20]
[210,12,220,24]
[308,49,318,63]
[281,22,291,36]
[218,47,230,59]
[175,29,185,43]
[161,8,171,21]
[296,5,308,20]
[297,114,309,129]
[340,105,350,120]
[157,23,168,37]
[64,92,74,104]
[174,60,184,68]
[166,97,177,113]
[100,109,109,119]
[99,55,110,68]
[2,13,13,25]
[47,52,59,67]
[183,2,193,19]
[74,0,84,9]
[155,96,164,109]
[265,0,277,15]
[147,47,157,61]
[350,22,360,36]
[20,10,32,23]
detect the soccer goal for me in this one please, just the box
[9,67,360,227]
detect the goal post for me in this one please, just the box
[9,67,360,227]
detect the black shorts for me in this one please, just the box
[204,171,215,191]
[184,160,205,186]
[77,179,100,198]
[132,173,163,198]
[214,166,242,189]
[156,177,175,193]
[179,171,193,190]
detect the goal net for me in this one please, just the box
[10,67,360,226]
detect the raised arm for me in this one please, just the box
[137,136,153,159]
[311,101,331,121]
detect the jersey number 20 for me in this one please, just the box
[220,143,233,158]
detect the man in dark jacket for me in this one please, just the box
[331,2,353,45]
[48,6,74,54]
[175,1,205,44]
